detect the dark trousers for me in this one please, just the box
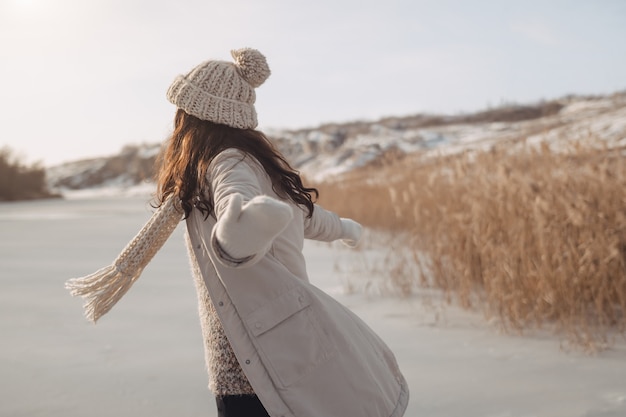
[216,394,271,417]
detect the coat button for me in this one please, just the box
[196,244,201,249]
[245,359,250,365]
[218,301,224,307]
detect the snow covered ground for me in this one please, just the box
[1,197,625,417]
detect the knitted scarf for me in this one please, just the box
[65,196,183,323]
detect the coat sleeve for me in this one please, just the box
[304,204,344,242]
[207,149,268,268]
[209,149,264,217]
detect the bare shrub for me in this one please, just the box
[0,147,58,201]
[314,139,626,350]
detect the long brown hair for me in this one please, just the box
[154,109,318,219]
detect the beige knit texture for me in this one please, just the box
[166,48,270,129]
[186,234,255,395]
[65,196,183,323]
[231,48,271,88]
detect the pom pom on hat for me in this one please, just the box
[231,48,271,88]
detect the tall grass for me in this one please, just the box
[314,140,626,350]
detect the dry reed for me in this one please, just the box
[314,139,626,350]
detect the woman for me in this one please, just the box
[66,48,408,417]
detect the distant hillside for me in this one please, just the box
[47,92,626,196]
[48,144,160,191]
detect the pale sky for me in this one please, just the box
[1,0,625,166]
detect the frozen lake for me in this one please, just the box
[1,197,626,417]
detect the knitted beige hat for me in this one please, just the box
[166,48,271,129]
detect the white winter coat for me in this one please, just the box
[185,149,409,417]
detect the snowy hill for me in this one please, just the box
[46,92,626,196]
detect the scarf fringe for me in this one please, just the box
[65,196,183,323]
[65,265,141,322]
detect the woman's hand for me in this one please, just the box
[340,218,363,248]
[215,193,294,259]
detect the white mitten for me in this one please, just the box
[215,194,294,259]
[340,218,363,247]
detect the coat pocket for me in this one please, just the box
[244,287,335,388]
